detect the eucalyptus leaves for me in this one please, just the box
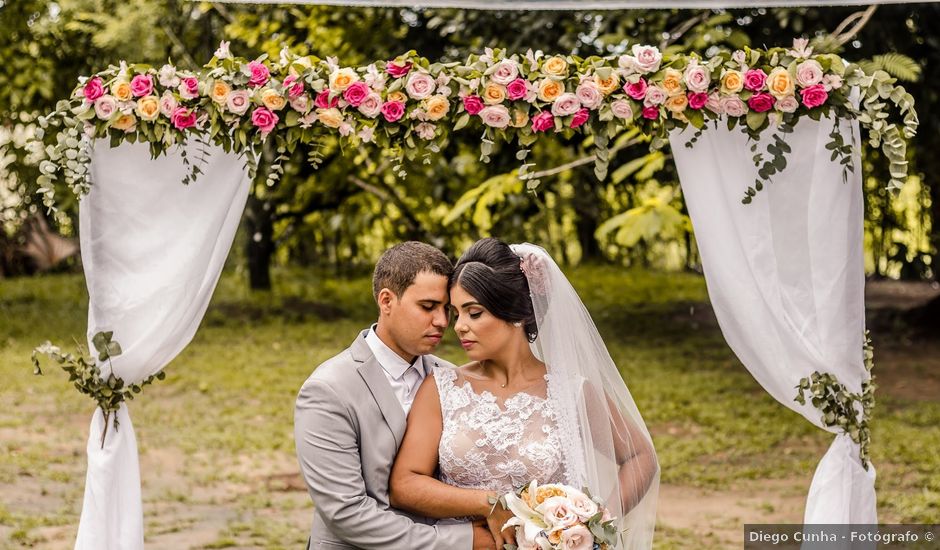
[794,332,876,468]
[32,331,165,448]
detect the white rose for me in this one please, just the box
[775,95,799,113]
[683,63,712,93]
[94,95,117,120]
[537,496,580,530]
[795,60,824,87]
[720,95,748,117]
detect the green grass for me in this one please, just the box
[1,266,938,548]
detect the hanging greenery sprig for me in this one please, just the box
[32,331,165,448]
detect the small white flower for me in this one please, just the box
[214,40,232,60]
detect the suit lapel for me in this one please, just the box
[351,331,407,448]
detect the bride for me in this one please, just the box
[389,238,659,549]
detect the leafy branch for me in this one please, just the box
[32,331,165,448]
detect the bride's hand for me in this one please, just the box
[486,501,516,549]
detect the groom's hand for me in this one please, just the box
[471,519,497,550]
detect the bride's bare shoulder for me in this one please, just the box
[456,361,483,378]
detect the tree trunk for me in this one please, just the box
[245,195,274,291]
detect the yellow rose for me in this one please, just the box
[661,68,684,97]
[537,78,564,102]
[317,107,343,128]
[261,89,287,111]
[210,80,231,104]
[767,67,794,99]
[112,80,133,102]
[594,73,620,96]
[664,94,689,113]
[483,82,506,105]
[329,67,359,92]
[424,95,450,121]
[511,108,529,128]
[111,113,137,132]
[136,96,160,121]
[542,56,569,78]
[720,70,744,94]
[387,91,407,104]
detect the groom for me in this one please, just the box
[294,241,493,550]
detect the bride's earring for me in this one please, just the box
[512,321,522,327]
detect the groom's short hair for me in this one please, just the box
[373,241,453,301]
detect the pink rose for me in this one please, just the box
[343,81,371,107]
[415,122,436,140]
[624,78,648,101]
[560,525,594,550]
[776,95,799,113]
[506,78,528,101]
[463,95,485,115]
[490,60,519,86]
[531,111,554,133]
[226,90,251,115]
[381,100,405,122]
[688,92,708,110]
[744,69,767,91]
[315,90,340,109]
[251,106,279,134]
[83,77,105,102]
[720,95,747,117]
[630,44,663,74]
[479,105,511,128]
[290,95,310,113]
[386,61,413,78]
[795,60,824,87]
[643,85,666,107]
[247,61,270,87]
[748,92,775,113]
[539,497,580,530]
[705,92,723,114]
[551,93,581,117]
[642,106,659,120]
[170,107,197,130]
[130,74,153,98]
[575,82,603,110]
[94,95,117,120]
[405,72,435,100]
[357,92,383,118]
[611,99,634,119]
[179,77,199,100]
[800,84,829,108]
[283,75,304,99]
[159,93,178,117]
[570,108,589,129]
[683,64,711,93]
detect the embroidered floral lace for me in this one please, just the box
[434,366,567,493]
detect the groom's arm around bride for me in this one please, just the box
[294,242,494,550]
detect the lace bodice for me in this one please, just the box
[434,366,566,494]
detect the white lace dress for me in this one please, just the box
[434,366,567,494]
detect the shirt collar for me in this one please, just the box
[365,324,423,379]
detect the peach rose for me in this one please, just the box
[664,94,689,113]
[387,90,407,104]
[112,80,133,102]
[329,68,359,92]
[767,67,795,99]
[594,72,620,96]
[261,89,287,111]
[135,96,160,122]
[661,68,685,97]
[210,80,231,104]
[111,113,137,132]
[542,56,569,77]
[720,70,744,95]
[424,95,450,121]
[316,107,344,128]
[537,78,564,102]
[483,82,507,105]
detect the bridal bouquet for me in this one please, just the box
[500,481,619,550]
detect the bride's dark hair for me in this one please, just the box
[451,238,538,342]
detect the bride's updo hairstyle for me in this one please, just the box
[451,238,538,342]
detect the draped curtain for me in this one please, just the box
[75,141,250,550]
[669,116,876,524]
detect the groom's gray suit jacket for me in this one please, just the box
[294,329,471,550]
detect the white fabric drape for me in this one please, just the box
[195,0,935,8]
[75,141,250,549]
[669,116,876,524]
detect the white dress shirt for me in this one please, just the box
[365,326,429,414]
